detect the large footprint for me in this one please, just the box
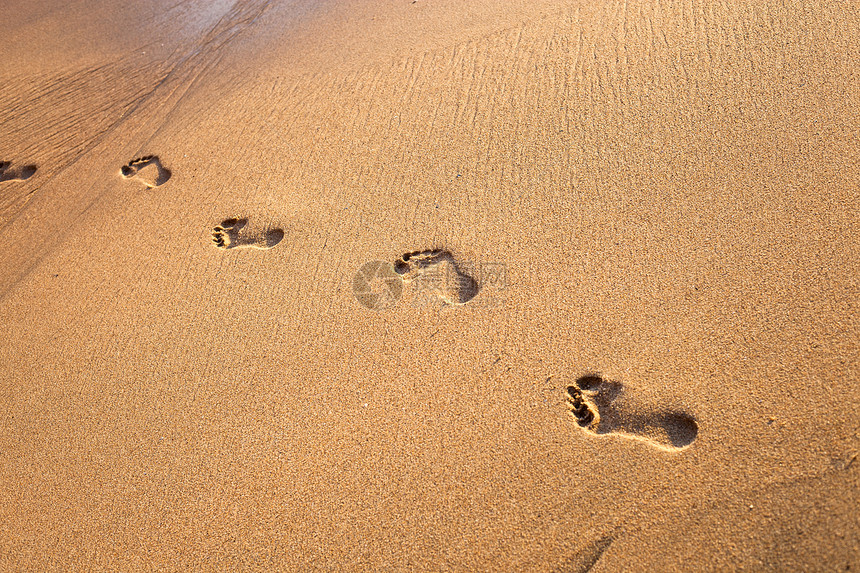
[120,156,171,188]
[393,249,479,305]
[0,161,37,182]
[565,374,698,451]
[211,218,284,250]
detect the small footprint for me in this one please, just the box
[0,161,37,182]
[565,374,698,451]
[120,156,171,188]
[211,218,284,250]
[393,249,479,304]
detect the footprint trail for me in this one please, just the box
[211,218,284,250]
[0,161,37,182]
[394,249,479,304]
[120,156,171,188]
[566,374,698,451]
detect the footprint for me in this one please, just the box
[559,532,615,573]
[393,249,479,305]
[211,218,284,250]
[0,161,37,182]
[120,156,171,188]
[565,374,698,451]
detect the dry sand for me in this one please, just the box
[0,0,858,570]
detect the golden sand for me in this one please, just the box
[0,0,857,570]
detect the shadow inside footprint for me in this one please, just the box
[211,218,283,250]
[559,532,616,573]
[393,249,479,304]
[0,161,37,182]
[566,374,698,450]
[120,155,171,188]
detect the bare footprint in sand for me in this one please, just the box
[211,218,284,250]
[120,156,170,188]
[0,161,37,182]
[565,374,698,451]
[393,249,479,305]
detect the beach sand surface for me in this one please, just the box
[0,0,857,570]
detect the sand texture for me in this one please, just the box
[0,0,858,570]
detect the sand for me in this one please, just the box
[0,0,857,570]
